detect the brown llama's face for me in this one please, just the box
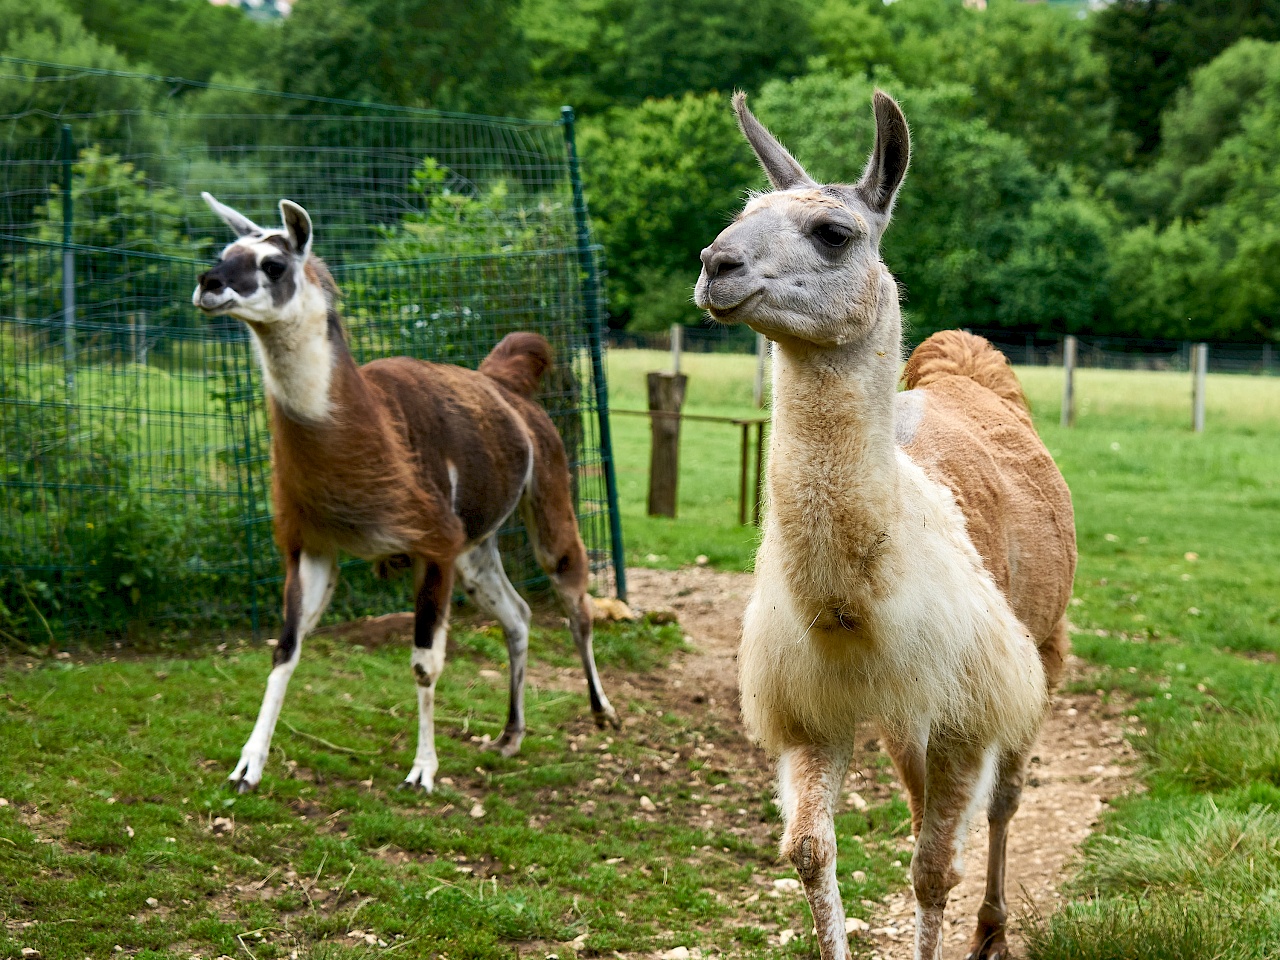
[192,194,313,325]
[693,91,910,349]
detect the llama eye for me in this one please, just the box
[262,259,287,282]
[813,224,852,249]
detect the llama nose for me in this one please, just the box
[199,271,224,294]
[700,245,745,281]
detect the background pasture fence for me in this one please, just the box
[0,58,624,644]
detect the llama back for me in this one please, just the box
[897,330,1076,647]
[902,329,1029,413]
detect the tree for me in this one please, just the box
[270,0,531,115]
[521,0,813,113]
[1090,0,1280,157]
[579,93,760,330]
[61,0,273,84]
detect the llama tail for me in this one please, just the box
[479,331,553,398]
[901,329,1030,412]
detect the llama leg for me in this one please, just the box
[883,730,927,840]
[229,550,337,793]
[778,743,855,960]
[521,495,619,729]
[456,537,531,757]
[965,749,1029,960]
[912,739,998,960]
[402,557,454,792]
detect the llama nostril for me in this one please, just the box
[701,247,746,281]
[715,258,745,279]
[201,273,224,294]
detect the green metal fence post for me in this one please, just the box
[60,123,75,393]
[561,105,627,602]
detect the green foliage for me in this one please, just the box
[521,0,813,113]
[1090,0,1280,157]
[60,0,274,85]
[579,92,760,330]
[270,0,531,115]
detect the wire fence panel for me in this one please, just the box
[0,59,621,644]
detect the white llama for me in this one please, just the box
[693,92,1076,960]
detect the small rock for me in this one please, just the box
[695,554,709,566]
[0,798,8,806]
[469,803,486,819]
[779,930,796,946]
[211,817,234,835]
[639,796,657,812]
[851,870,867,883]
[773,877,802,893]
[145,897,159,907]
[846,917,869,933]
[21,949,40,959]
[846,792,868,811]
[662,948,690,960]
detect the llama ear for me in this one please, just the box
[855,91,910,217]
[202,192,262,237]
[733,91,816,191]
[279,200,313,258]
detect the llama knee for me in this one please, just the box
[782,826,837,883]
[911,851,962,910]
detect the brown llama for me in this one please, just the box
[693,94,1076,960]
[193,194,618,794]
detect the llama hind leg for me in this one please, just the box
[230,550,337,793]
[520,494,618,729]
[402,557,455,792]
[912,739,997,960]
[778,743,855,960]
[965,749,1029,960]
[456,537,531,757]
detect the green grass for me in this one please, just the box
[608,348,1280,959]
[0,617,909,959]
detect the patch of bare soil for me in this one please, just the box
[625,567,1137,960]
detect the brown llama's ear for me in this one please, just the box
[855,90,910,217]
[733,91,816,192]
[202,192,262,238]
[279,199,313,258]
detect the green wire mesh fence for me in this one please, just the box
[0,57,625,645]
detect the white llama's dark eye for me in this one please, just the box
[813,223,852,249]
[261,259,287,282]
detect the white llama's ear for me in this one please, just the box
[733,91,816,191]
[202,192,263,237]
[855,91,910,217]
[279,200,313,258]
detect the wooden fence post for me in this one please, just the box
[1192,342,1208,433]
[754,332,768,408]
[1061,334,1077,428]
[670,323,683,375]
[647,371,687,518]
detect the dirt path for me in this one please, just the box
[625,567,1136,960]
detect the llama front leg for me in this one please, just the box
[402,557,454,792]
[912,739,997,960]
[779,743,855,960]
[456,538,532,756]
[966,749,1028,960]
[229,550,337,793]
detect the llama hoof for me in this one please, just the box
[227,754,264,793]
[400,765,436,793]
[486,729,525,758]
[594,706,621,730]
[965,933,1009,960]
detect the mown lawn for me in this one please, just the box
[0,614,908,960]
[608,347,1280,958]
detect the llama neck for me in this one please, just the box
[764,270,903,599]
[248,290,345,424]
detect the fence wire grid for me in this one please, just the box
[0,58,624,644]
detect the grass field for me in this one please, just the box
[1,347,1277,960]
[608,348,1280,958]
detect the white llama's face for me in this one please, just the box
[192,194,314,326]
[694,188,885,347]
[693,92,909,348]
